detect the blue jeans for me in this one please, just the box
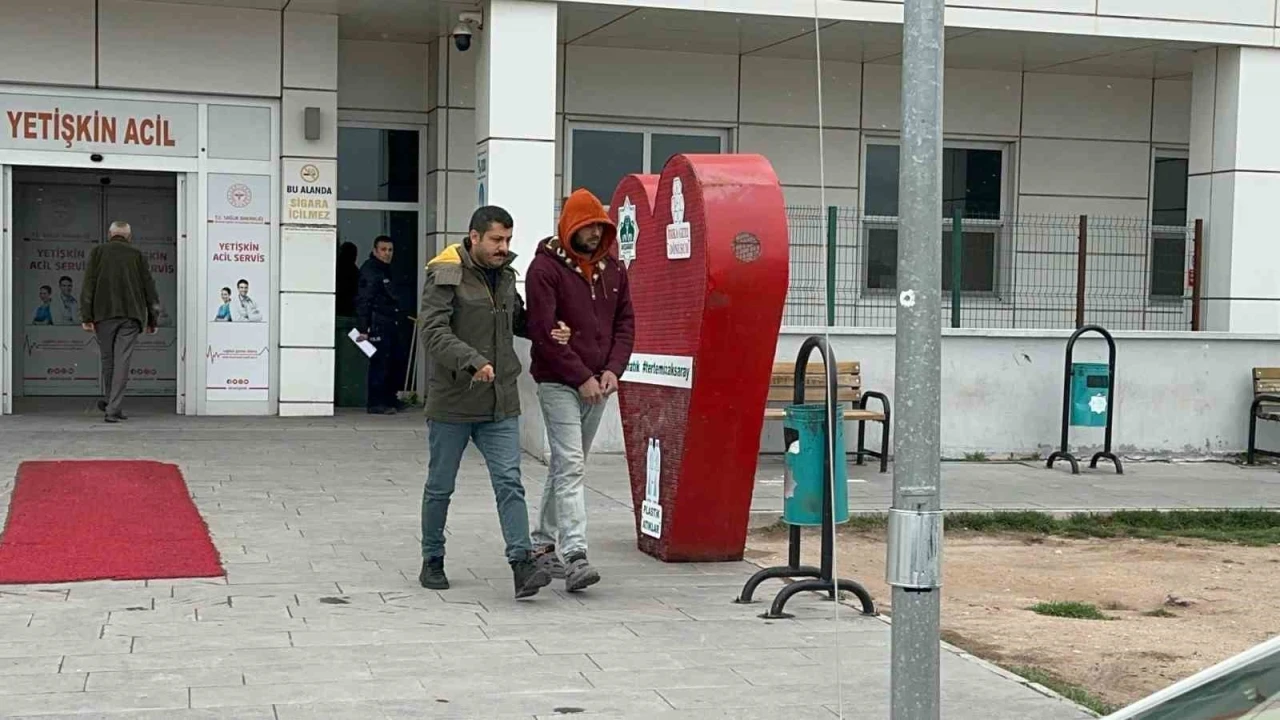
[421,417,533,565]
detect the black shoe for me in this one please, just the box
[96,400,107,412]
[419,557,449,590]
[104,414,123,424]
[511,558,551,599]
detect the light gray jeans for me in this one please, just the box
[532,382,607,557]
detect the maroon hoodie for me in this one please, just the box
[525,191,635,388]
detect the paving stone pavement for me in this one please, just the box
[0,406,1103,719]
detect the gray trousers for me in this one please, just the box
[95,318,141,416]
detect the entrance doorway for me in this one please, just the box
[7,168,180,416]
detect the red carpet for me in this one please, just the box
[0,461,224,584]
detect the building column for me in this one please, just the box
[1189,47,1280,333]
[475,0,558,275]
[473,0,558,456]
[278,12,339,415]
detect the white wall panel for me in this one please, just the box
[209,105,272,161]
[338,41,428,112]
[1022,74,1152,142]
[1097,0,1277,27]
[1020,138,1151,198]
[279,348,334,403]
[860,65,1020,136]
[0,1,95,87]
[281,227,337,293]
[781,185,859,208]
[1016,195,1149,219]
[98,0,280,97]
[564,46,738,123]
[1152,79,1191,146]
[737,125,859,189]
[861,64,901,131]
[944,69,1022,137]
[280,294,336,347]
[1233,48,1280,173]
[738,56,861,128]
[282,90,338,158]
[284,13,338,92]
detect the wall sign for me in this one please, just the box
[665,177,691,260]
[206,173,271,402]
[476,146,488,206]
[617,196,638,267]
[641,438,663,539]
[0,93,198,157]
[282,158,335,226]
[622,352,694,389]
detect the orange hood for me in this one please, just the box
[557,189,617,272]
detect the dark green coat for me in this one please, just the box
[418,243,526,423]
[80,238,160,328]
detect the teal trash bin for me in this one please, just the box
[782,403,849,526]
[1069,362,1110,428]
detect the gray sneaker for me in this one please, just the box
[534,545,566,580]
[563,552,600,593]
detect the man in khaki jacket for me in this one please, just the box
[80,221,160,423]
[417,205,570,599]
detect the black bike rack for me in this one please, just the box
[735,335,876,619]
[1046,324,1123,475]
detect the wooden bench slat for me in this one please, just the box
[767,387,862,403]
[769,373,859,387]
[773,361,860,376]
[763,408,884,421]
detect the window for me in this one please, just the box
[1149,154,1189,299]
[567,124,726,204]
[863,142,1005,292]
[337,127,419,203]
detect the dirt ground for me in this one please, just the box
[747,530,1280,709]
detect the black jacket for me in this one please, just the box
[356,255,402,334]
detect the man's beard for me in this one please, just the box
[571,238,598,255]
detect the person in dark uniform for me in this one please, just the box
[356,235,406,414]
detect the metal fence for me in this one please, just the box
[783,206,1205,331]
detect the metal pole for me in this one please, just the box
[950,206,962,329]
[889,1,944,718]
[1076,214,1088,329]
[826,206,838,326]
[1191,218,1204,331]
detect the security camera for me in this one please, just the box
[452,12,482,51]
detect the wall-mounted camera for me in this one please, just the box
[452,12,482,52]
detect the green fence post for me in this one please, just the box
[950,206,962,328]
[826,206,837,326]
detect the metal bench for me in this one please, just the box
[764,361,891,473]
[1247,367,1280,465]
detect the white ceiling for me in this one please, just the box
[130,0,1202,77]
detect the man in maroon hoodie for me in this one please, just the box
[525,188,635,591]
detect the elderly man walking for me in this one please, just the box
[80,221,160,423]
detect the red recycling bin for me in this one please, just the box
[611,153,790,562]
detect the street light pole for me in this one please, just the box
[888,0,946,718]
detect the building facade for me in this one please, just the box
[0,0,1278,420]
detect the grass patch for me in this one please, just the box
[1028,601,1111,620]
[754,509,1280,546]
[1005,665,1119,716]
[963,451,989,462]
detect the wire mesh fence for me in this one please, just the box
[782,206,1203,331]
